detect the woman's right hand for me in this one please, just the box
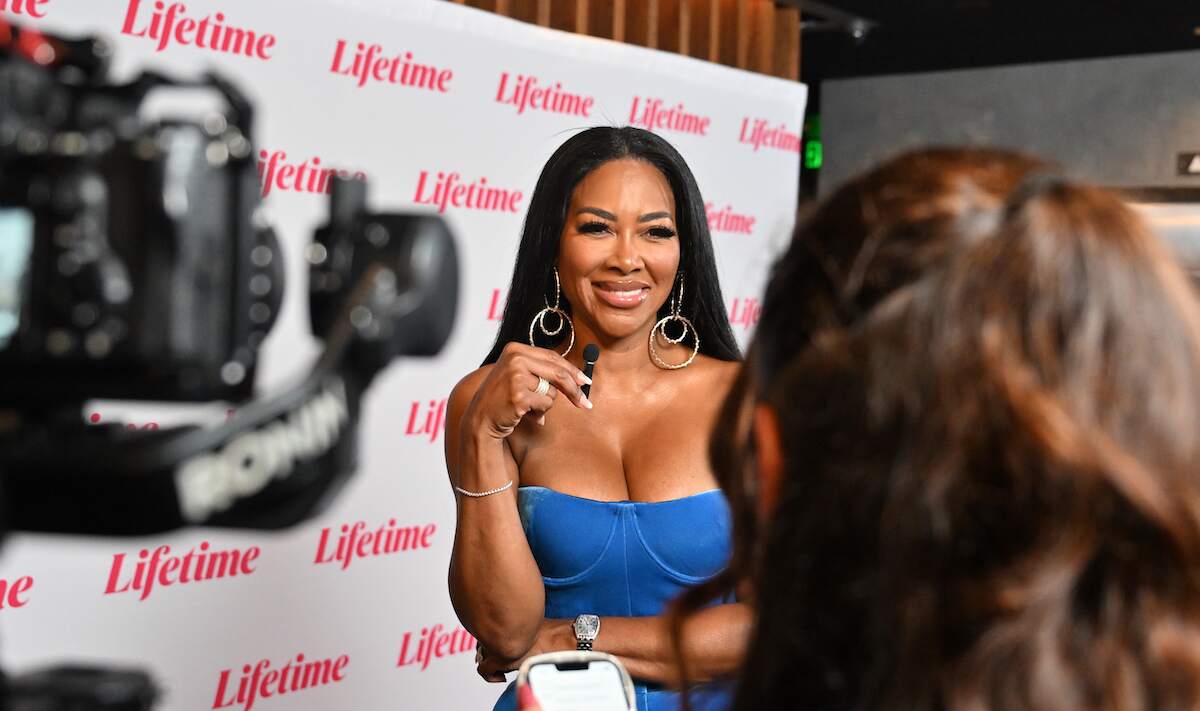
[464,342,592,440]
[517,684,543,710]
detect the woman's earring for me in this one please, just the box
[528,267,575,356]
[649,275,699,370]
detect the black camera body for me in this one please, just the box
[309,178,459,373]
[0,28,282,407]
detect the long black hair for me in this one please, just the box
[482,126,740,365]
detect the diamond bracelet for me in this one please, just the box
[454,480,514,498]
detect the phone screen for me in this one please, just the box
[0,208,33,348]
[526,659,631,711]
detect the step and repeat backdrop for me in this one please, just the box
[0,1,806,709]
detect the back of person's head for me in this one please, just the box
[737,166,1200,709]
[694,148,1048,600]
[671,146,1047,688]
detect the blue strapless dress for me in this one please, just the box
[491,486,735,711]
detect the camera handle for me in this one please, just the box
[0,262,399,537]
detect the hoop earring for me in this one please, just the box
[649,275,699,370]
[528,267,575,356]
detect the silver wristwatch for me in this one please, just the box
[573,614,600,651]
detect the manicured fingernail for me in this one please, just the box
[538,414,546,425]
[581,396,593,410]
[518,685,539,709]
[579,372,592,385]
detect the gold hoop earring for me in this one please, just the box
[529,267,575,356]
[649,275,699,370]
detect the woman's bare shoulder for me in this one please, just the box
[444,365,496,465]
[683,355,742,399]
[698,355,742,381]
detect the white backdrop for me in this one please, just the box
[0,1,806,709]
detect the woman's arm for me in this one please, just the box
[446,374,543,662]
[446,345,592,663]
[481,603,752,685]
[595,603,752,683]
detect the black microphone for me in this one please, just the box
[582,344,599,399]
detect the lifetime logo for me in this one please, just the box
[0,575,33,610]
[120,0,277,60]
[486,288,507,321]
[213,652,348,711]
[329,39,452,92]
[405,399,447,442]
[105,541,260,602]
[495,72,594,117]
[396,623,476,672]
[313,518,436,571]
[706,202,756,235]
[0,0,49,18]
[738,117,802,154]
[413,171,523,214]
[628,96,710,136]
[729,297,762,331]
[256,150,366,200]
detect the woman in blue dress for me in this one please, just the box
[445,126,748,711]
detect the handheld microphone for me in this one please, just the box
[582,344,599,399]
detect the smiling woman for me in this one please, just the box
[445,126,746,711]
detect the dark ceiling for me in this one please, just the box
[796,0,1200,85]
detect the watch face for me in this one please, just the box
[574,614,600,639]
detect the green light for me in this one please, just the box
[804,140,823,170]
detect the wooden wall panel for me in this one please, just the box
[735,0,752,69]
[444,0,801,84]
[658,0,683,54]
[587,0,615,39]
[625,0,657,48]
[549,0,586,33]
[751,1,774,75]
[716,0,737,66]
[507,0,538,22]
[613,0,627,42]
[705,0,724,63]
[773,5,800,80]
[685,0,710,61]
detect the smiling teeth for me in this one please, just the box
[613,290,642,297]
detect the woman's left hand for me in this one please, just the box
[476,618,574,682]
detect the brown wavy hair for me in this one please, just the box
[672,148,1200,709]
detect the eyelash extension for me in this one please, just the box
[578,221,676,238]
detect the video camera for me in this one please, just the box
[0,19,458,709]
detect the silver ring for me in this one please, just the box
[534,377,550,396]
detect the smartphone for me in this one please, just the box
[516,652,635,711]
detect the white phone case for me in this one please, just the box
[516,651,636,711]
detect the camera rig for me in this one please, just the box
[0,20,459,708]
